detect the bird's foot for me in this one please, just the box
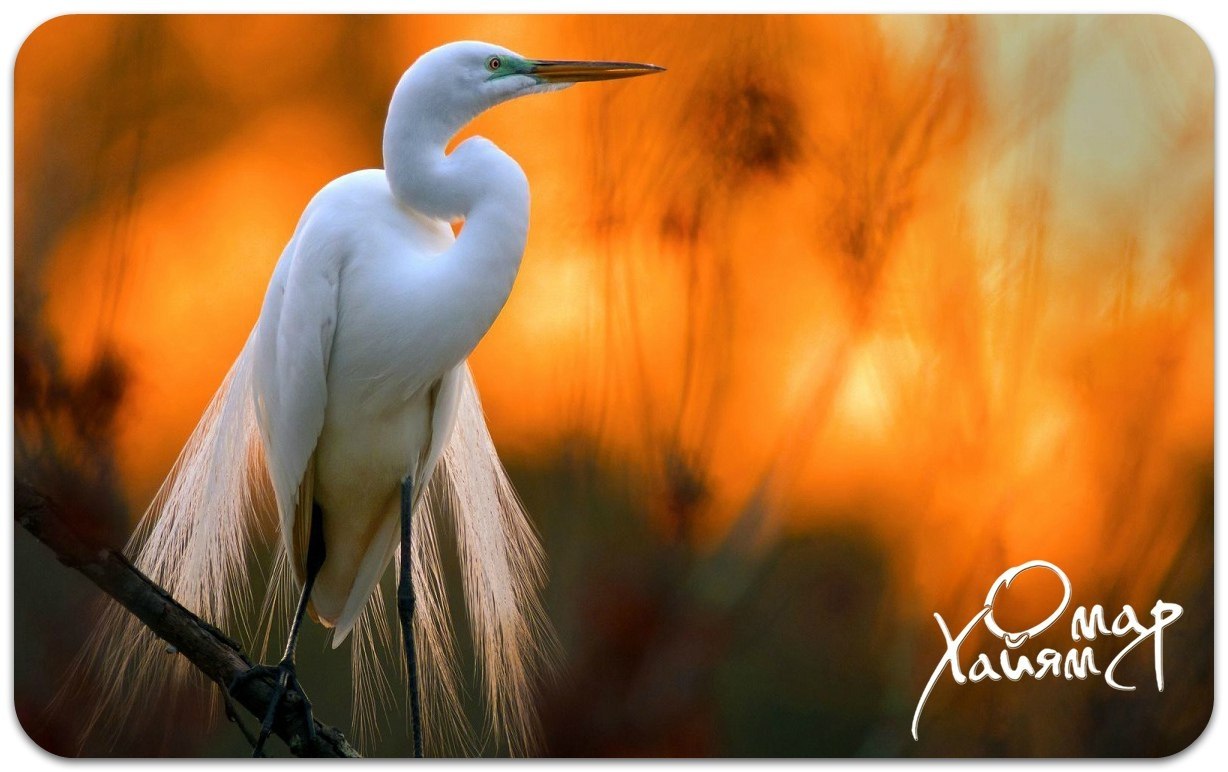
[229,659,316,757]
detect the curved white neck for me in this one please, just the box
[382,68,531,216]
[381,69,531,364]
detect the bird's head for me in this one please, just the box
[403,40,664,124]
[385,41,663,217]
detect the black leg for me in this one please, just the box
[232,501,327,757]
[399,476,424,758]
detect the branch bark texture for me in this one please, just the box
[14,481,360,758]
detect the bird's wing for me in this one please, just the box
[252,222,342,583]
[421,364,466,504]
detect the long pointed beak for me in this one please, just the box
[528,59,665,84]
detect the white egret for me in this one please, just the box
[87,40,662,757]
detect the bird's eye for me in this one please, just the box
[486,56,502,72]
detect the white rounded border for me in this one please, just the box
[1,2,1223,770]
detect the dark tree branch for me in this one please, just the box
[14,481,360,758]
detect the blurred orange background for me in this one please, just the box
[14,15,1213,757]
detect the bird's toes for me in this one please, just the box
[229,660,316,756]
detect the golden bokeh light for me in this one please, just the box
[16,13,1213,620]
